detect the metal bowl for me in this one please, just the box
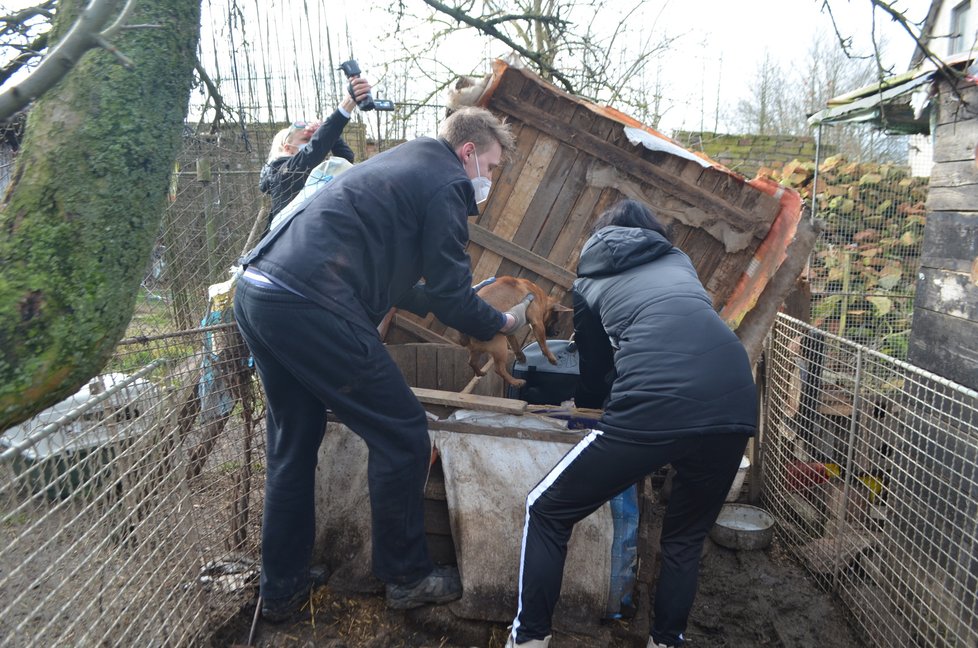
[710,503,775,550]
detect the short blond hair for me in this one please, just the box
[438,107,515,159]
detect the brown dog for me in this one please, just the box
[459,276,572,388]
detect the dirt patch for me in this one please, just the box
[212,535,864,648]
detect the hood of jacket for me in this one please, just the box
[576,226,674,278]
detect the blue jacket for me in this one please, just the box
[241,137,505,341]
[573,226,757,439]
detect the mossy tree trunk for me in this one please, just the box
[0,0,201,429]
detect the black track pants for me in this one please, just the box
[233,279,433,604]
[511,430,750,646]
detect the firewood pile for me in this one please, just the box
[759,156,929,356]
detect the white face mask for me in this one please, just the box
[471,150,492,204]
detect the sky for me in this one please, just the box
[0,0,936,135]
[196,0,933,135]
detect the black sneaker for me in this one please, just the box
[260,565,330,623]
[385,566,462,610]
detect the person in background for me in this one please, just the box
[505,199,758,648]
[259,76,371,230]
[234,107,532,623]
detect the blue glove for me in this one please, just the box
[472,276,496,292]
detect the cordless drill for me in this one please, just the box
[339,59,376,111]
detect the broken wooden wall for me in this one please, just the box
[390,61,795,350]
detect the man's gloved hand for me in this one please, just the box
[500,294,534,335]
[472,276,496,292]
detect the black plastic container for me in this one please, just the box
[509,339,579,405]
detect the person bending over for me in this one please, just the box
[235,106,531,623]
[506,199,758,648]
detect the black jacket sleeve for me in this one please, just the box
[413,182,505,340]
[260,109,353,218]
[573,289,615,409]
[331,136,355,163]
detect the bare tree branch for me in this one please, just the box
[869,0,960,80]
[194,60,235,134]
[0,1,55,40]
[0,31,48,86]
[419,0,577,92]
[483,12,568,29]
[0,0,127,122]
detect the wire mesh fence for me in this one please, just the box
[763,313,978,648]
[0,103,455,645]
[0,125,271,646]
[765,142,930,360]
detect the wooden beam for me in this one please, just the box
[411,387,528,415]
[490,94,780,240]
[468,222,576,289]
[429,418,585,444]
[391,313,459,345]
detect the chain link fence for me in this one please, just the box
[0,103,455,645]
[763,314,978,647]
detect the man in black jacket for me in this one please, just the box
[235,107,530,622]
[505,200,757,648]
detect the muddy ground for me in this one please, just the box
[213,532,865,648]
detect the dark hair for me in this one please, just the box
[590,199,671,241]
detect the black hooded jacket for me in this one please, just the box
[240,136,504,341]
[573,226,757,440]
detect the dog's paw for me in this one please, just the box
[545,353,558,365]
[508,378,526,388]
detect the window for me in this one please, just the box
[950,0,971,56]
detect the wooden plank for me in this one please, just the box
[704,247,757,308]
[387,344,418,387]
[512,142,581,250]
[476,120,535,233]
[416,341,439,390]
[915,267,978,321]
[490,94,781,241]
[919,210,978,272]
[935,81,978,127]
[928,159,978,189]
[469,225,576,290]
[531,153,592,258]
[471,134,561,281]
[412,387,527,415]
[435,345,462,392]
[932,118,978,163]
[578,156,764,255]
[926,184,978,212]
[429,418,586,444]
[392,313,459,345]
[908,307,978,390]
[565,187,622,271]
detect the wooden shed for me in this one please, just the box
[910,75,978,391]
[385,60,813,363]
